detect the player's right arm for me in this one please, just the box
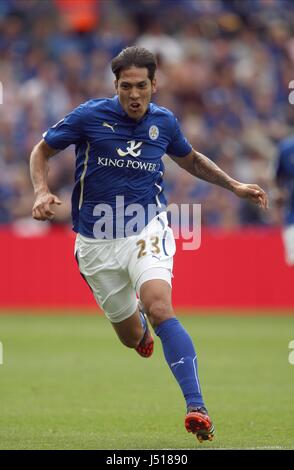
[30,102,86,221]
[30,139,62,221]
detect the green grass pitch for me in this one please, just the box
[0,312,294,450]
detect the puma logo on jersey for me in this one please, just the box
[117,140,143,158]
[102,122,117,132]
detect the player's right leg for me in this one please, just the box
[111,304,154,358]
[74,233,153,356]
[110,306,144,348]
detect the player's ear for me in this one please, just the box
[114,80,118,92]
[151,78,157,94]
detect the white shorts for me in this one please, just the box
[74,213,176,323]
[282,224,294,266]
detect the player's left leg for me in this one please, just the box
[140,278,204,408]
[126,212,214,440]
[140,278,214,442]
[111,304,154,358]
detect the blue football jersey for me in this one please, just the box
[276,136,294,225]
[44,96,192,238]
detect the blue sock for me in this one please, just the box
[155,317,205,409]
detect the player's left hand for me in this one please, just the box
[232,183,268,209]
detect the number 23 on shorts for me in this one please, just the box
[136,236,160,258]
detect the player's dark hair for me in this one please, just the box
[111,47,157,81]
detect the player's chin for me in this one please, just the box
[127,105,144,119]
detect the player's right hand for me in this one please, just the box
[32,192,62,221]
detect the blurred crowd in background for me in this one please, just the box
[1,0,294,232]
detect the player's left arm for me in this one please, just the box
[171,148,268,209]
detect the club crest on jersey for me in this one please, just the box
[117,140,143,158]
[149,125,159,140]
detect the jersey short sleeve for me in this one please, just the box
[166,115,192,157]
[43,103,86,150]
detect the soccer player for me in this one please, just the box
[30,47,268,443]
[274,136,294,266]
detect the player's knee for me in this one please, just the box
[147,300,173,328]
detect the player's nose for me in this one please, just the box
[129,87,140,99]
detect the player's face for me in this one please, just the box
[115,67,156,121]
